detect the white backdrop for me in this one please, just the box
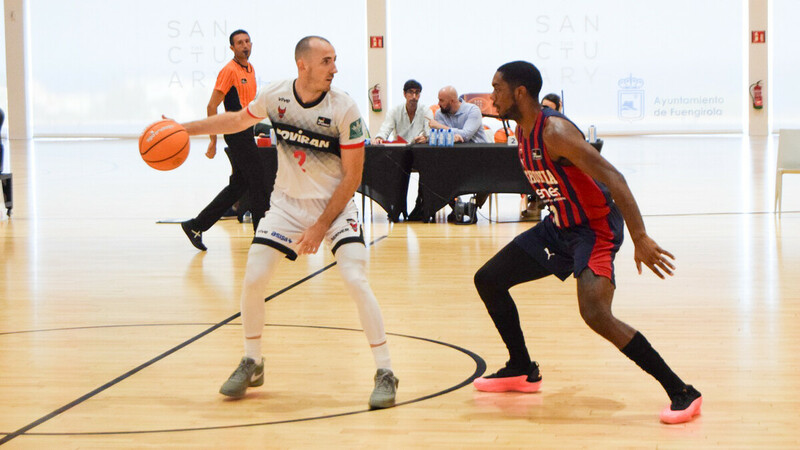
[7,1,800,136]
[388,0,745,134]
[771,0,800,131]
[27,0,367,136]
[0,8,6,124]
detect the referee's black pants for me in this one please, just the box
[193,127,271,232]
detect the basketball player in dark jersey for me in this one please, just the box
[472,61,701,424]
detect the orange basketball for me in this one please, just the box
[139,119,190,171]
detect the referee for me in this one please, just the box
[181,29,270,251]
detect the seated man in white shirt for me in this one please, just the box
[373,79,431,144]
[373,79,432,221]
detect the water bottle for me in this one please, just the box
[431,128,440,146]
[446,129,454,147]
[588,125,597,143]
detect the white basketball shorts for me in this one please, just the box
[252,190,364,260]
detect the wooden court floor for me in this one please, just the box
[1,135,799,448]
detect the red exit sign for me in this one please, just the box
[751,30,765,43]
[369,36,384,48]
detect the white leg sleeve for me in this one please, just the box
[335,243,387,346]
[240,245,283,356]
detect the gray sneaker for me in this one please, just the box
[219,356,264,398]
[368,368,399,409]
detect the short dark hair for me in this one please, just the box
[229,29,249,46]
[496,61,542,101]
[403,79,422,92]
[295,35,331,60]
[542,93,562,111]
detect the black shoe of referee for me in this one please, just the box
[181,220,207,251]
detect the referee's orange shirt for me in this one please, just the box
[215,59,257,112]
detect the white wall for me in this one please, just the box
[388,0,744,135]
[26,0,367,137]
[771,0,800,131]
[6,1,800,137]
[0,7,7,121]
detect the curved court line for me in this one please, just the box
[0,234,487,442]
[0,323,485,436]
[0,235,384,445]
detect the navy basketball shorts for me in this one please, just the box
[252,190,364,260]
[512,204,624,285]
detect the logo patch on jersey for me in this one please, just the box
[279,97,291,104]
[349,118,363,139]
[317,116,332,127]
[531,148,543,160]
[275,125,338,152]
[524,169,558,185]
[347,218,359,233]
[278,106,286,119]
[241,78,248,84]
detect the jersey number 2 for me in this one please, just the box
[293,150,307,172]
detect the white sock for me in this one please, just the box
[371,342,392,371]
[245,338,262,362]
[240,244,283,362]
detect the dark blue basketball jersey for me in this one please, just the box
[515,108,613,228]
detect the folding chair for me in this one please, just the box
[775,129,800,213]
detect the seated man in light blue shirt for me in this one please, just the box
[430,86,490,223]
[373,79,431,144]
[430,86,489,143]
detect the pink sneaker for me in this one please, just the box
[473,362,542,393]
[660,385,702,424]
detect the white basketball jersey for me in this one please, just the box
[247,79,365,199]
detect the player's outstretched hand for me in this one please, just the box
[633,235,675,279]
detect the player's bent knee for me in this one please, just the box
[578,301,611,329]
[474,264,497,290]
[242,244,283,290]
[339,265,368,287]
[335,243,369,285]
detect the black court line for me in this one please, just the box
[641,210,800,218]
[0,323,231,336]
[1,324,485,436]
[480,208,800,224]
[0,235,387,445]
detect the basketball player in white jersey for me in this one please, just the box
[178,36,398,409]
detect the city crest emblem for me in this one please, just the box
[618,74,645,121]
